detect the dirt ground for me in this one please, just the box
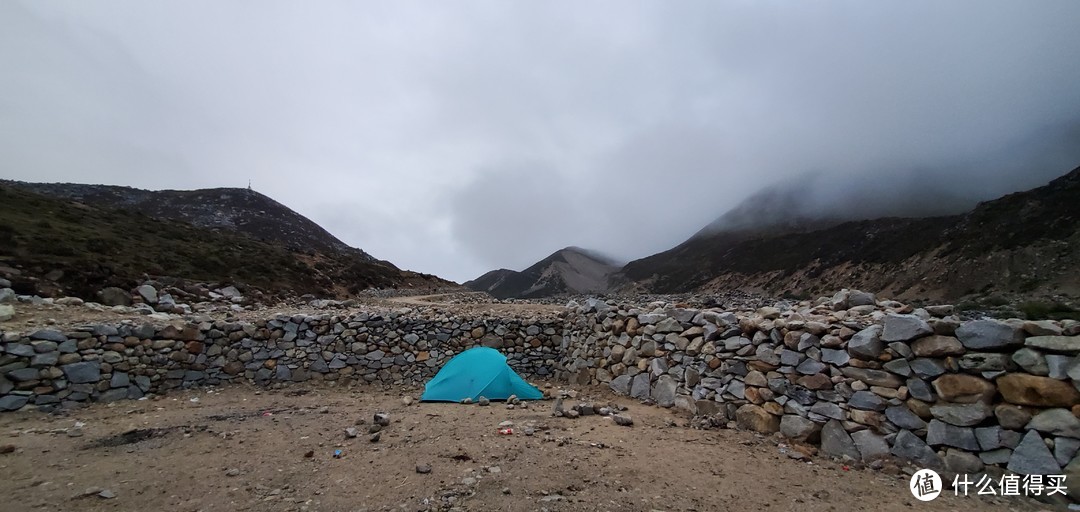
[0,383,1050,512]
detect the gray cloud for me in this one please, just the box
[2,1,1079,282]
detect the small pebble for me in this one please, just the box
[416,464,432,474]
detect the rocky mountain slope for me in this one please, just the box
[465,247,621,299]
[3,182,379,261]
[0,183,451,300]
[616,164,1080,301]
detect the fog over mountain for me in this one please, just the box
[2,1,1079,282]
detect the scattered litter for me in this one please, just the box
[261,411,273,417]
[498,428,514,435]
[333,450,344,459]
[74,422,86,429]
[189,398,199,403]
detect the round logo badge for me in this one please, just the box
[910,469,942,501]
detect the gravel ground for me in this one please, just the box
[0,383,1049,512]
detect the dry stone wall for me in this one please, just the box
[0,309,569,411]
[562,292,1080,500]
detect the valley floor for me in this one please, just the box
[0,383,1046,512]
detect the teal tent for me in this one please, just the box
[421,347,543,402]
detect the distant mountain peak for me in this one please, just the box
[465,246,620,299]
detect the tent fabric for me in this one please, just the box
[420,347,543,402]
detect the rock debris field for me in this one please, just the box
[0,384,1048,512]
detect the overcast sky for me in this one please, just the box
[3,1,1080,283]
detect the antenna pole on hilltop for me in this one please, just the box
[247,179,252,192]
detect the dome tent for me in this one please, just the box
[420,347,543,402]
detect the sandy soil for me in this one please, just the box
[0,383,1047,512]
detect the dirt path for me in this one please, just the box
[0,384,1044,512]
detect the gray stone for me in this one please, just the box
[31,352,57,368]
[848,325,884,359]
[1025,408,1080,439]
[820,420,861,460]
[881,314,932,343]
[882,359,912,377]
[1045,355,1074,379]
[110,372,130,388]
[841,367,903,388]
[926,420,979,450]
[810,401,844,420]
[779,349,804,366]
[725,379,745,399]
[958,352,1013,372]
[780,415,819,441]
[1007,430,1062,475]
[975,426,1008,450]
[1012,348,1049,376]
[97,287,132,306]
[29,330,67,343]
[980,448,1013,465]
[610,375,632,395]
[994,404,1032,430]
[7,367,39,382]
[61,361,100,384]
[98,388,128,403]
[956,320,1024,350]
[0,304,12,322]
[891,429,943,469]
[655,318,682,333]
[1055,437,1080,466]
[885,405,927,430]
[851,430,890,461]
[652,375,677,407]
[1025,335,1080,354]
[929,403,991,427]
[909,358,946,379]
[849,390,886,411]
[820,348,849,366]
[795,358,826,375]
[0,395,29,411]
[5,343,35,357]
[135,284,158,304]
[0,288,14,304]
[944,449,985,475]
[630,373,650,399]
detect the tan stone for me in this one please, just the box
[735,404,780,434]
[797,373,833,390]
[931,374,996,403]
[744,387,763,404]
[998,373,1080,407]
[907,398,933,419]
[911,335,965,357]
